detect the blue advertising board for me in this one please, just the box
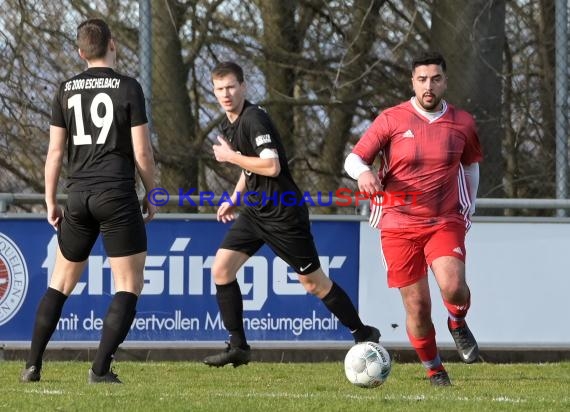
[0,217,360,343]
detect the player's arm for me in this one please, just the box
[344,115,388,195]
[230,170,246,204]
[463,162,480,216]
[345,154,383,197]
[217,170,246,223]
[132,124,158,222]
[213,136,280,177]
[44,126,66,229]
[344,153,372,180]
[344,113,390,196]
[460,112,483,216]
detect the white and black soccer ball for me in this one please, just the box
[344,341,391,388]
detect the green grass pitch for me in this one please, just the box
[2,361,569,411]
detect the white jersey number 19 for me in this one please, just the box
[68,92,114,145]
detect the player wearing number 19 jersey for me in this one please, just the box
[21,18,157,385]
[52,67,148,192]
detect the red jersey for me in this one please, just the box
[353,99,483,229]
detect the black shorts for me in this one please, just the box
[220,209,321,275]
[58,189,147,262]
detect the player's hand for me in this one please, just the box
[212,136,236,163]
[357,170,383,197]
[217,201,237,223]
[46,204,63,230]
[142,195,158,223]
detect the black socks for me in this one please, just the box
[91,291,137,376]
[26,287,68,369]
[216,280,248,349]
[321,282,368,338]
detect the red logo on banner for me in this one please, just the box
[0,233,29,326]
[0,258,9,299]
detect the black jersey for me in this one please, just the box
[220,101,305,220]
[51,67,148,191]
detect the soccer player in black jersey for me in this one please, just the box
[203,61,380,367]
[20,19,158,384]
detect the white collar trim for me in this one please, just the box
[411,97,447,123]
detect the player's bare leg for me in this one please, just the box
[400,277,450,385]
[432,256,479,364]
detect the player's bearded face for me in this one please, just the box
[411,64,447,111]
[213,75,246,115]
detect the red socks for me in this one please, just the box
[407,326,444,376]
[444,296,471,329]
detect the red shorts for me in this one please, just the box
[380,222,466,288]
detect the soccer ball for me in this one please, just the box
[344,341,391,388]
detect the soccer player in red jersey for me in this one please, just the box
[344,51,483,386]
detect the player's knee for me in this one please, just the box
[211,264,236,284]
[441,281,469,303]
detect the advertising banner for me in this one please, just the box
[0,217,360,343]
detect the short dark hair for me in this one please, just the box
[411,51,446,73]
[76,19,112,60]
[211,61,244,83]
